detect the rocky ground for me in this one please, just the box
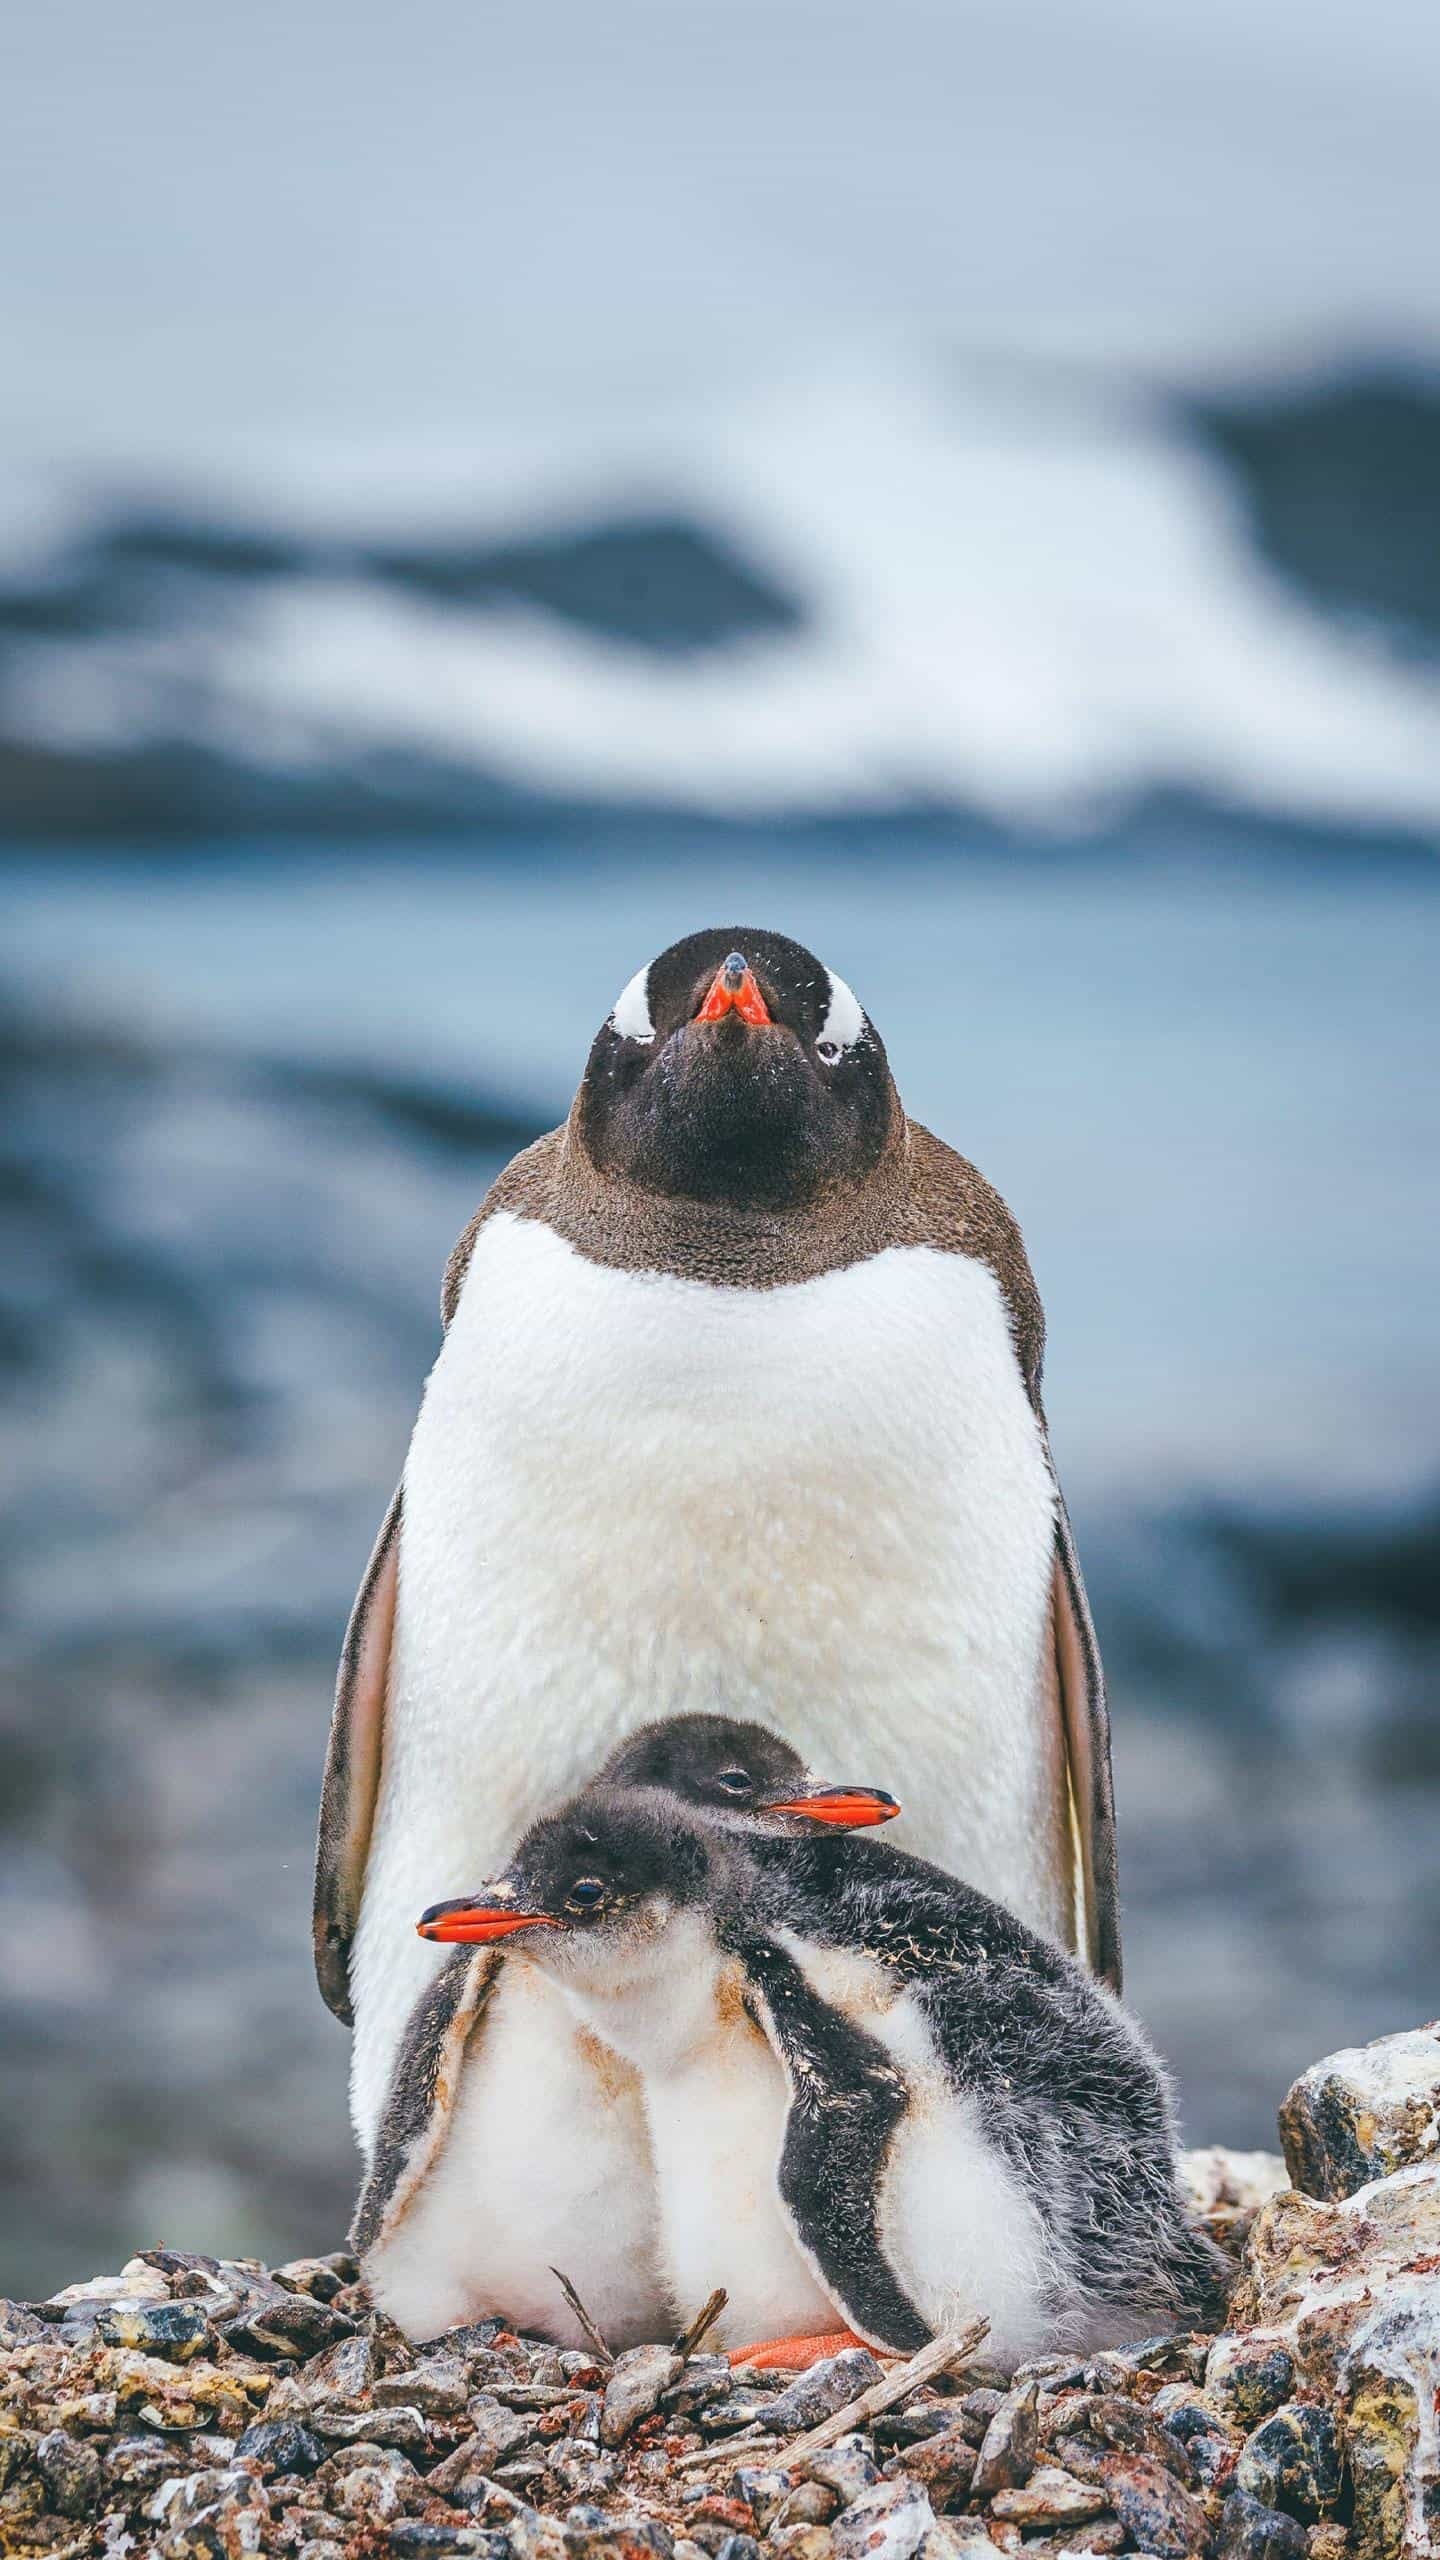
[1,2025,1436,2560]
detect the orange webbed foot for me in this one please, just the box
[727,2325,868,2372]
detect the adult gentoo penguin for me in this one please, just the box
[354,1714,898,2345]
[316,925,1119,2149]
[418,1776,1221,2369]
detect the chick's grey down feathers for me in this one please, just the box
[355,1782,1217,2350]
[728,1827,1227,2344]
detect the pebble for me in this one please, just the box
[0,2427,38,2491]
[387,2528,511,2555]
[1234,2399,1341,2519]
[1213,2486,1311,2560]
[802,2443,881,2505]
[96,2300,214,2361]
[1152,2399,1240,2489]
[1091,2451,1210,2560]
[987,2464,1109,2527]
[1065,2394,1196,2483]
[698,2393,780,2437]
[773,2480,839,2527]
[310,2400,433,2456]
[272,2254,354,2303]
[760,2352,882,2433]
[730,2465,795,2527]
[1203,2336,1296,2426]
[830,2477,934,2560]
[871,2409,957,2450]
[884,2428,977,2509]
[1125,2334,1212,2382]
[430,2418,530,2503]
[970,2380,1040,2500]
[1279,2020,1440,2200]
[666,2358,735,2415]
[332,2446,421,2517]
[376,2355,471,2413]
[233,2414,325,2474]
[601,2346,688,2448]
[769,2529,835,2560]
[473,2394,539,2465]
[222,2293,356,2360]
[297,2328,376,2403]
[1058,2523,1125,2555]
[921,2519,1002,2559]
[956,2390,1004,2430]
[35,2424,104,2515]
[0,2299,50,2349]
[565,2516,675,2560]
[549,2441,622,2499]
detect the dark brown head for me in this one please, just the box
[574,927,901,1211]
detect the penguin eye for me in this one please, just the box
[815,1039,842,1067]
[714,1769,753,1797]
[566,1876,608,1913]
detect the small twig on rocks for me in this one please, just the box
[674,2317,990,2476]
[673,2287,729,2362]
[782,2319,991,2470]
[675,2426,783,2471]
[550,2266,615,2366]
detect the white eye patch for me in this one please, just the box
[816,965,865,1058]
[610,964,656,1044]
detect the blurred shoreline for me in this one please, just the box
[5,366,1440,850]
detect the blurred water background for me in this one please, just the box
[2,0,1439,2297]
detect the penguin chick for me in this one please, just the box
[597,1709,901,1835]
[421,1793,1227,2370]
[354,1717,894,2346]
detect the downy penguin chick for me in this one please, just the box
[421,1788,1227,2370]
[354,1718,895,2345]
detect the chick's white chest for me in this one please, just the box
[562,1923,838,2348]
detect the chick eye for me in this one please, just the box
[567,1877,607,1912]
[815,1039,842,1066]
[715,1769,753,1796]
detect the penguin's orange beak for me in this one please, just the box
[416,1894,560,1945]
[766,1785,901,1829]
[695,953,772,1026]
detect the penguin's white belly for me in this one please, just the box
[572,1936,840,2352]
[364,1958,667,2348]
[642,2016,838,2349]
[867,1989,1055,2370]
[352,1213,1065,2145]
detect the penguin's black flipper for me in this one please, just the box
[313,1484,403,2023]
[734,1930,931,2356]
[1046,1453,1122,1994]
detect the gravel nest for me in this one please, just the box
[0,2211,1348,2560]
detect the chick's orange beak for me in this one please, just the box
[769,1786,900,1829]
[695,953,772,1026]
[416,1896,559,1945]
